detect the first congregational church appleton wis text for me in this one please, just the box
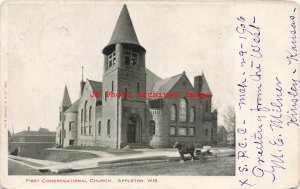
[56,5,218,149]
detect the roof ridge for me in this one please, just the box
[65,98,81,113]
[158,72,183,82]
[88,79,102,83]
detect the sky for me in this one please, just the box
[7,2,235,133]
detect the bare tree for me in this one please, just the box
[223,106,235,145]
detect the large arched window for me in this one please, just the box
[89,106,92,122]
[137,82,140,93]
[81,109,83,123]
[84,101,88,122]
[179,98,187,122]
[80,109,83,134]
[190,107,195,123]
[107,119,111,135]
[170,104,177,121]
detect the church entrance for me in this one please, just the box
[127,124,136,143]
[127,114,141,143]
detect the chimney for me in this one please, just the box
[28,126,30,131]
[194,75,203,92]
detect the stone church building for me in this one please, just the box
[56,5,218,149]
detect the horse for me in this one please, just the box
[173,141,195,163]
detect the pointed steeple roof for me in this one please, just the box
[62,86,72,107]
[102,4,145,54]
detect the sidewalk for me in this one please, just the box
[8,147,235,173]
[46,148,115,157]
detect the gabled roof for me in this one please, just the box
[88,79,102,92]
[87,79,102,100]
[65,98,80,113]
[152,73,184,93]
[62,86,72,107]
[102,4,145,54]
[201,73,212,94]
[146,68,162,92]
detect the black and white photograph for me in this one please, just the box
[1,1,299,189]
[6,2,235,176]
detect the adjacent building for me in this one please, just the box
[9,127,56,156]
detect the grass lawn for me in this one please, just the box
[17,159,44,167]
[65,146,142,155]
[8,160,53,175]
[39,150,99,162]
[66,157,235,176]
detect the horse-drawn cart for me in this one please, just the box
[195,146,220,160]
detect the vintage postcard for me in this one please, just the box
[0,0,299,188]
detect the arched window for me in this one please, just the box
[137,82,140,93]
[84,101,88,122]
[179,98,187,122]
[81,108,83,135]
[124,88,127,99]
[98,121,101,135]
[205,129,208,136]
[190,107,195,123]
[107,119,110,135]
[170,104,177,121]
[89,106,92,122]
[150,120,155,134]
[206,100,209,112]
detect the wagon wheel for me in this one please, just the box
[199,151,209,160]
[214,149,221,158]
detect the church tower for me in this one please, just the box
[102,5,146,148]
[58,86,72,145]
[102,4,146,96]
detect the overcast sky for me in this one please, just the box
[7,2,235,133]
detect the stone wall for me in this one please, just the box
[77,82,99,146]
[149,109,169,147]
[63,112,77,147]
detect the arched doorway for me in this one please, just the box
[127,114,142,143]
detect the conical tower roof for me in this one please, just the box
[102,4,145,54]
[61,86,72,107]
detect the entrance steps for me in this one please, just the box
[124,143,153,149]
